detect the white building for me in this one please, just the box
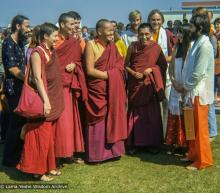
[161,1,220,27]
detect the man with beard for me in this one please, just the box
[122,10,142,47]
[85,19,127,163]
[55,13,87,164]
[2,15,30,166]
[180,14,214,170]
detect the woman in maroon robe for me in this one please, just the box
[17,23,64,181]
[126,23,167,154]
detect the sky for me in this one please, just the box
[0,0,184,27]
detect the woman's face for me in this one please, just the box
[150,13,163,31]
[45,31,59,48]
[215,22,220,33]
[138,27,152,45]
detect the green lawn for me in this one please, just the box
[0,117,220,193]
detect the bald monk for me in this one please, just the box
[85,19,127,163]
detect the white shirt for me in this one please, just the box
[182,35,214,105]
[121,29,138,48]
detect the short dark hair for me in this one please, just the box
[167,20,173,27]
[147,9,164,24]
[110,20,117,26]
[138,23,153,33]
[190,14,210,35]
[67,11,81,20]
[174,20,182,27]
[39,22,59,41]
[58,13,73,28]
[11,14,29,33]
[82,26,88,30]
[96,19,109,32]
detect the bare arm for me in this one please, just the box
[31,52,51,115]
[8,67,25,81]
[85,42,108,80]
[169,46,177,84]
[125,45,135,75]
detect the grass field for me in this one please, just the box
[0,117,220,193]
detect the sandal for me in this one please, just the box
[33,174,54,182]
[49,170,62,176]
[186,165,198,171]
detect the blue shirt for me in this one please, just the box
[2,36,26,96]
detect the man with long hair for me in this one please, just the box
[2,15,30,167]
[181,14,214,170]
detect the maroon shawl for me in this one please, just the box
[34,44,64,121]
[55,36,87,101]
[86,42,127,143]
[128,41,167,108]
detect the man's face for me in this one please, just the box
[18,19,31,41]
[75,19,81,29]
[111,22,117,31]
[82,28,88,34]
[131,15,141,31]
[138,27,152,45]
[61,17,75,35]
[77,28,82,38]
[150,13,162,31]
[98,22,114,43]
[72,19,81,34]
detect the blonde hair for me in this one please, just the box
[129,10,142,22]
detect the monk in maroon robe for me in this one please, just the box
[85,19,127,162]
[126,23,167,153]
[54,13,87,162]
[17,23,64,181]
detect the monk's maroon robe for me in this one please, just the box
[127,41,167,147]
[85,42,127,162]
[55,36,87,157]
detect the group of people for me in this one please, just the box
[0,7,217,181]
